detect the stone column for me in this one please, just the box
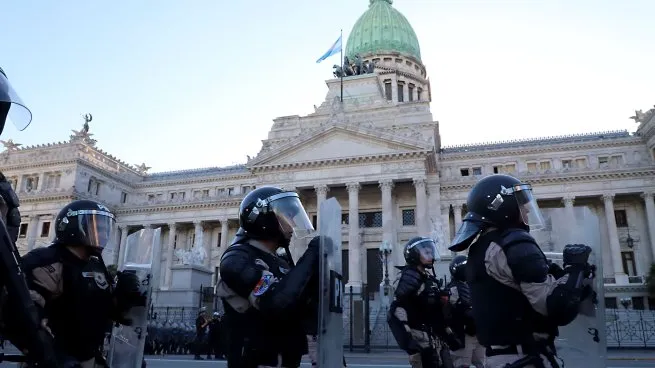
[413,177,428,235]
[314,184,330,229]
[49,213,57,241]
[441,204,452,241]
[346,182,362,290]
[641,192,655,261]
[117,225,129,269]
[379,179,395,262]
[164,223,177,288]
[562,195,576,223]
[27,215,39,251]
[603,193,627,283]
[453,203,463,232]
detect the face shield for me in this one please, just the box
[449,212,487,252]
[501,183,545,230]
[0,68,32,133]
[72,208,116,249]
[267,192,314,241]
[407,238,439,266]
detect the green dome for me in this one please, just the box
[346,0,422,62]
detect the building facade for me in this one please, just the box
[2,0,655,312]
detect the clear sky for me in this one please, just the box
[2,0,654,172]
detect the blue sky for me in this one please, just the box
[2,0,654,172]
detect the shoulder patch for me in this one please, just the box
[252,273,275,296]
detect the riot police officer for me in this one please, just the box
[215,186,320,368]
[388,236,460,368]
[446,255,483,368]
[449,174,594,367]
[17,199,144,367]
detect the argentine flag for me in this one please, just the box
[316,35,342,64]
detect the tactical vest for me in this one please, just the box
[39,246,114,361]
[467,230,555,347]
[221,243,307,367]
[394,270,445,334]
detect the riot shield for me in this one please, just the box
[317,198,344,367]
[533,206,605,367]
[108,227,162,368]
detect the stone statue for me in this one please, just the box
[343,56,354,76]
[175,245,207,266]
[0,139,22,151]
[134,163,151,174]
[82,113,92,133]
[630,107,655,124]
[366,60,376,73]
[429,217,448,256]
[333,64,344,78]
[353,54,363,75]
[70,113,97,145]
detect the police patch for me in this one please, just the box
[253,274,274,296]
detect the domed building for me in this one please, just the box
[2,0,655,348]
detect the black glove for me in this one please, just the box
[0,172,21,243]
[547,261,566,279]
[563,244,592,267]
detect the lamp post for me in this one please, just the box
[379,241,393,307]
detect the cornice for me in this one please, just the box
[249,151,430,173]
[440,165,655,191]
[134,172,256,189]
[605,284,647,293]
[0,158,77,172]
[18,188,75,203]
[441,136,642,160]
[76,159,136,188]
[116,197,242,215]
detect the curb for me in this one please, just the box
[607,357,655,361]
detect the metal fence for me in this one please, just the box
[151,284,655,350]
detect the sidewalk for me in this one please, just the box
[338,349,655,361]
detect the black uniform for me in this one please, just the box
[449,174,595,368]
[20,200,143,367]
[388,237,459,368]
[215,187,319,368]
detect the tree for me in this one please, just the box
[647,263,655,298]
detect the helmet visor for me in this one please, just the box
[269,192,314,240]
[511,184,545,229]
[0,70,32,131]
[75,209,115,249]
[407,238,438,265]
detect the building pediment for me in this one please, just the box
[248,123,432,168]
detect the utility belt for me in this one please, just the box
[486,339,560,368]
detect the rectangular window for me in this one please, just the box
[402,209,415,226]
[40,222,50,238]
[397,82,404,102]
[417,88,422,101]
[614,210,628,227]
[148,194,155,202]
[341,213,349,225]
[574,158,587,168]
[227,187,235,196]
[202,189,209,198]
[493,166,500,174]
[312,215,317,229]
[504,164,516,173]
[19,223,28,238]
[605,297,618,309]
[562,159,572,169]
[121,192,128,203]
[649,297,655,310]
[408,84,415,101]
[384,80,392,101]
[621,251,636,276]
[527,162,538,172]
[598,156,609,166]
[359,212,382,228]
[539,161,551,171]
[472,167,482,176]
[632,297,645,310]
[460,168,470,176]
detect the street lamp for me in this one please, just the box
[379,241,393,306]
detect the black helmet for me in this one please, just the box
[449,174,545,252]
[449,255,468,282]
[55,199,115,250]
[238,186,314,242]
[0,67,32,136]
[404,236,438,266]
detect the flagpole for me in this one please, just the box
[340,28,344,103]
